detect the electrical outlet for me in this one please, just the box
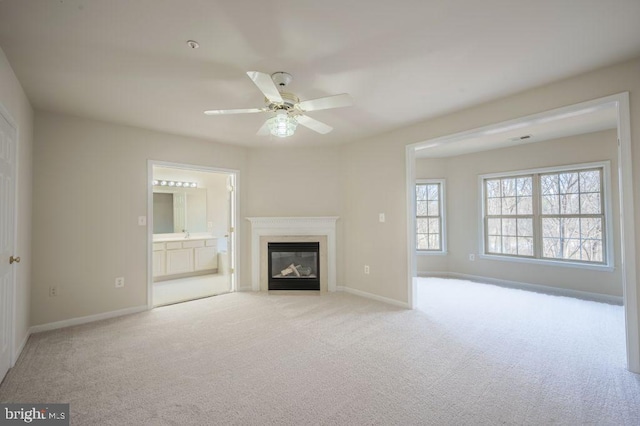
[364,265,370,274]
[379,213,385,223]
[115,277,125,288]
[469,254,475,261]
[138,216,147,226]
[49,286,58,297]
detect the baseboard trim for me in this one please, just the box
[338,286,410,309]
[421,272,623,305]
[237,285,253,291]
[30,305,148,334]
[11,330,31,367]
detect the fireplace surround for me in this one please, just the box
[247,217,338,292]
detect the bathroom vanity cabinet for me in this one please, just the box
[153,238,218,278]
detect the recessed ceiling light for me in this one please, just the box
[186,40,200,49]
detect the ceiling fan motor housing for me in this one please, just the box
[271,72,293,88]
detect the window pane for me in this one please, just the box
[542,195,559,215]
[517,218,533,237]
[542,218,560,238]
[580,218,602,241]
[502,179,516,197]
[416,185,427,201]
[503,236,517,255]
[428,218,440,234]
[487,198,501,215]
[543,238,560,258]
[541,174,558,195]
[427,200,439,216]
[561,217,580,239]
[417,234,428,250]
[428,234,440,250]
[517,196,532,215]
[487,218,501,236]
[559,172,579,194]
[581,239,603,262]
[488,236,501,253]
[502,197,517,215]
[416,201,427,216]
[486,179,501,198]
[563,239,581,260]
[427,184,439,201]
[502,218,517,236]
[580,171,601,193]
[517,177,532,196]
[518,237,534,256]
[580,193,601,214]
[560,194,580,214]
[416,218,428,233]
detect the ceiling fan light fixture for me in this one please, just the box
[267,110,297,138]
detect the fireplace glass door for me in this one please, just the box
[268,242,320,290]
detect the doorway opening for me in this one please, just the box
[147,161,238,307]
[405,93,639,373]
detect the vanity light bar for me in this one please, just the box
[152,180,197,188]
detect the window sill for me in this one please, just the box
[478,253,614,272]
[417,250,448,256]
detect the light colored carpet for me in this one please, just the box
[1,278,639,425]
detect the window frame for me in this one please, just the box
[478,161,613,271]
[416,179,447,255]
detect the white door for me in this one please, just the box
[0,107,17,381]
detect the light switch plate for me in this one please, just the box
[138,216,147,226]
[379,213,385,223]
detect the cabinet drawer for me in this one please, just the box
[205,239,217,247]
[183,240,205,249]
[166,241,183,250]
[152,243,165,251]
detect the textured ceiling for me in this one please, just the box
[0,0,639,147]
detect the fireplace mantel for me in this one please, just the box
[246,217,338,292]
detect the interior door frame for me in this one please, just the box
[0,101,17,369]
[405,92,639,373]
[146,160,240,309]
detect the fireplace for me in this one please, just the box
[268,242,320,290]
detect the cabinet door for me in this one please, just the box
[153,250,166,277]
[194,246,218,271]
[166,249,193,275]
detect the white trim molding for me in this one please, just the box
[30,305,148,334]
[246,217,338,292]
[338,286,410,309]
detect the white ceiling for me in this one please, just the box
[0,0,639,147]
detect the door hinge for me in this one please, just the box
[229,227,235,233]
[230,268,234,273]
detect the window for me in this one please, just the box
[481,163,610,267]
[416,179,445,253]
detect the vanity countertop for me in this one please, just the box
[153,233,219,242]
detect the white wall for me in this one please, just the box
[31,111,247,326]
[0,47,33,357]
[245,146,345,287]
[417,130,622,296]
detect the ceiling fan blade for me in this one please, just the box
[297,93,353,112]
[204,108,265,115]
[296,115,333,134]
[246,71,283,103]
[256,120,270,135]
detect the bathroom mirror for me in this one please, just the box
[153,187,208,234]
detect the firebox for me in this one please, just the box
[268,242,320,290]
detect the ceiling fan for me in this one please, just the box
[204,71,353,138]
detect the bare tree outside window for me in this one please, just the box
[416,181,443,251]
[483,166,606,265]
